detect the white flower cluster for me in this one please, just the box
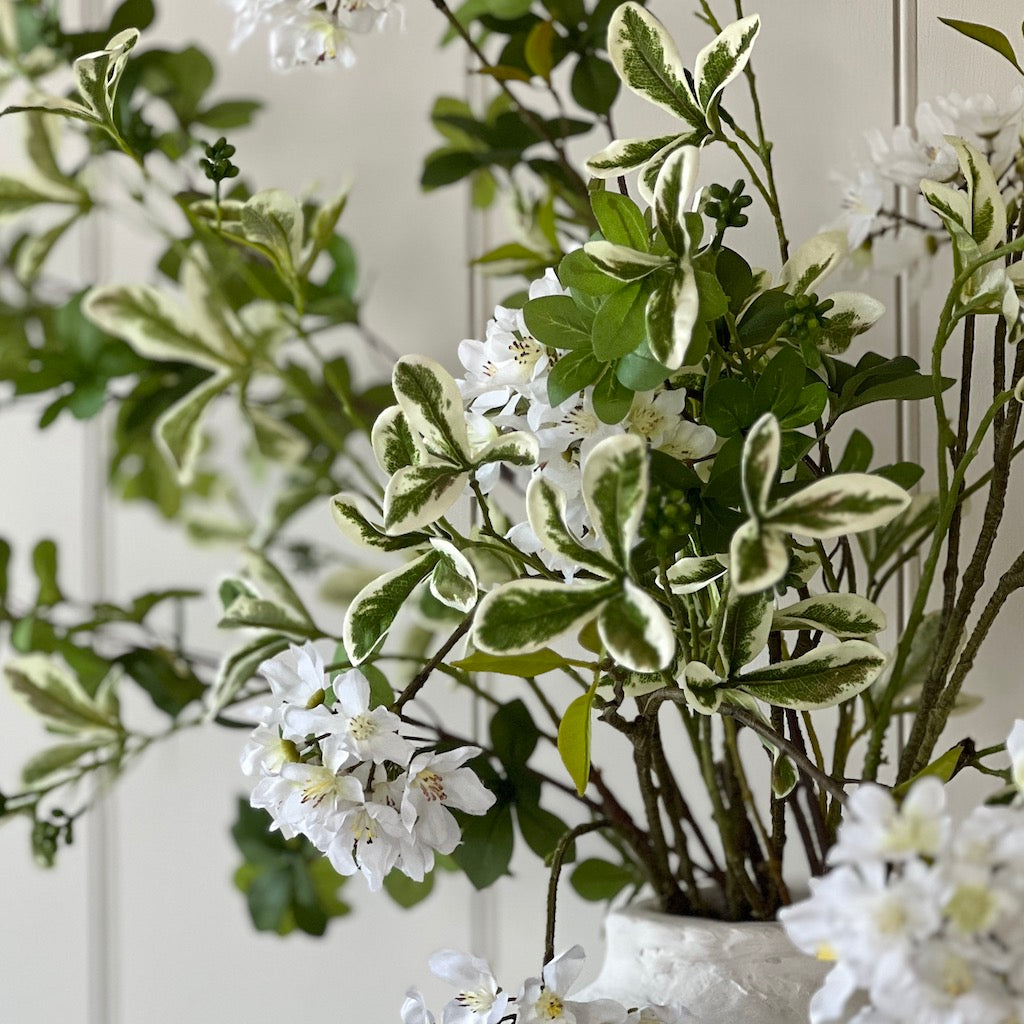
[458,268,715,551]
[241,642,494,890]
[832,87,1024,250]
[402,945,686,1024]
[781,721,1024,1024]
[222,0,401,69]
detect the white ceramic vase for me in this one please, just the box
[576,901,830,1024]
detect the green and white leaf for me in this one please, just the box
[654,146,699,254]
[429,539,478,613]
[474,579,616,656]
[343,551,440,664]
[0,173,80,218]
[383,464,469,536]
[526,476,617,575]
[778,231,847,295]
[155,372,235,484]
[598,580,675,672]
[819,291,886,353]
[766,473,911,538]
[666,554,727,594]
[719,587,773,674]
[741,413,780,517]
[371,405,420,475]
[736,640,887,710]
[392,355,471,465]
[646,264,699,370]
[474,430,539,468]
[584,240,672,281]
[207,634,291,715]
[693,14,760,111]
[582,433,648,567]
[330,492,426,552]
[682,660,723,714]
[219,595,317,637]
[729,519,789,595]
[606,2,704,125]
[949,136,1006,254]
[586,133,683,179]
[772,593,886,638]
[22,738,111,786]
[6,654,121,734]
[240,189,305,280]
[84,284,236,371]
[73,28,139,126]
[921,178,980,279]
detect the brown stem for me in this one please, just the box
[393,613,474,713]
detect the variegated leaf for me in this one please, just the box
[598,580,676,672]
[429,539,478,613]
[241,189,304,277]
[779,231,847,295]
[207,635,291,715]
[585,133,684,178]
[84,285,236,372]
[772,593,886,638]
[474,579,616,656]
[729,519,789,595]
[526,476,617,576]
[73,28,139,122]
[155,372,235,484]
[666,554,727,594]
[922,178,980,279]
[819,291,886,353]
[330,493,426,552]
[949,136,1006,255]
[343,551,440,664]
[693,14,761,111]
[607,2,704,125]
[219,595,317,637]
[6,655,121,734]
[475,430,539,468]
[392,355,472,465]
[682,660,724,714]
[383,464,468,536]
[654,146,699,254]
[719,587,773,674]
[741,413,780,517]
[584,240,672,281]
[371,405,420,475]
[646,264,699,369]
[766,473,911,539]
[582,433,648,567]
[736,639,887,710]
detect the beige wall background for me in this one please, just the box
[1,1,1022,1020]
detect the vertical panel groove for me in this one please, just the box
[80,1,118,1021]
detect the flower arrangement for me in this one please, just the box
[3,0,1024,1020]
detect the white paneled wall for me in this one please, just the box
[2,2,1023,1021]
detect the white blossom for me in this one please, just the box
[1008,719,1024,797]
[865,102,958,189]
[830,168,885,249]
[518,946,628,1024]
[428,949,509,1024]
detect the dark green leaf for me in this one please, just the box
[547,349,603,406]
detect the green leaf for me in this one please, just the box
[383,868,436,908]
[766,473,911,539]
[585,133,685,179]
[607,3,704,124]
[892,741,973,798]
[194,99,262,129]
[598,580,675,672]
[343,552,440,664]
[31,539,62,607]
[740,413,780,517]
[558,248,622,296]
[523,295,594,351]
[219,596,318,637]
[22,739,108,786]
[939,17,1023,73]
[753,348,805,419]
[616,345,670,391]
[452,802,514,888]
[383,464,467,536]
[155,372,233,484]
[736,640,887,710]
[582,433,647,566]
[524,19,558,80]
[392,355,472,465]
[693,14,760,111]
[241,189,304,280]
[558,680,598,795]
[453,648,578,677]
[118,647,205,717]
[591,189,648,250]
[209,635,291,714]
[772,594,886,638]
[719,588,772,674]
[592,283,647,361]
[592,367,634,424]
[517,800,574,861]
[0,175,79,218]
[571,858,636,900]
[547,349,603,406]
[490,699,540,768]
[704,378,755,437]
[777,383,828,430]
[571,52,620,115]
[474,579,615,656]
[6,654,120,733]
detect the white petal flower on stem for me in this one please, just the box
[402,747,495,855]
[865,102,958,189]
[428,949,509,1024]
[240,721,299,777]
[937,87,1024,143]
[329,667,414,766]
[830,169,885,249]
[402,989,437,1024]
[322,786,407,890]
[518,946,628,1024]
[258,640,327,711]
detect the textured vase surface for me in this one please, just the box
[576,902,830,1024]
